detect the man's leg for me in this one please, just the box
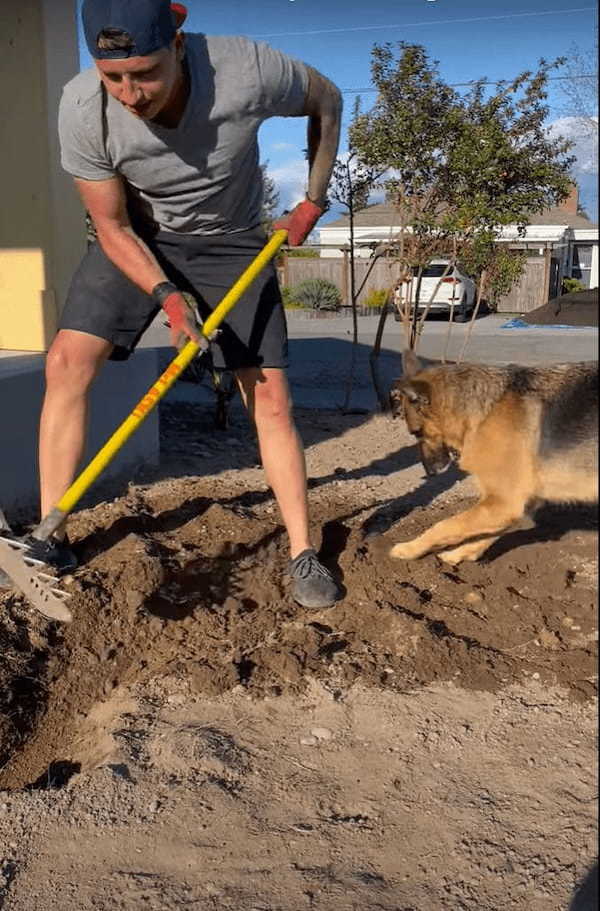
[39,329,113,528]
[236,366,341,608]
[236,367,310,558]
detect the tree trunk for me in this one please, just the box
[342,178,359,412]
[410,267,423,350]
[369,296,391,411]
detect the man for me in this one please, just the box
[33,0,343,609]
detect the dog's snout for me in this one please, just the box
[420,442,454,476]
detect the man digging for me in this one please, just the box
[31,0,343,609]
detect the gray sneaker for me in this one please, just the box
[289,548,341,609]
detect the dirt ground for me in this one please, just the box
[523,288,598,327]
[0,400,597,910]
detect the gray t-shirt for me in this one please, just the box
[58,34,309,235]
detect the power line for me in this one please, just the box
[341,74,598,95]
[251,7,596,39]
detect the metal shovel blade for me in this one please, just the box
[0,535,72,623]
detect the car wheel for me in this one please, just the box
[451,294,470,322]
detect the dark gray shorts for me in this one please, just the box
[59,226,288,369]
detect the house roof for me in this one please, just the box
[321,201,597,231]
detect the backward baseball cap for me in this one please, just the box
[82,0,182,59]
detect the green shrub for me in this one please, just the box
[362,288,390,309]
[281,286,304,309]
[562,277,586,294]
[293,278,342,311]
[287,248,319,258]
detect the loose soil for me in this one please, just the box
[0,402,597,910]
[523,288,599,327]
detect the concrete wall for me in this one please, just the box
[0,0,85,351]
[0,350,160,521]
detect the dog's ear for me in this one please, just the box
[402,348,423,378]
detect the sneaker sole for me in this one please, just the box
[292,592,339,609]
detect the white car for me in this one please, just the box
[393,260,477,322]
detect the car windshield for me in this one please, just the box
[412,264,452,278]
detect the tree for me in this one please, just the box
[349,43,576,405]
[353,45,575,235]
[328,99,382,411]
[559,42,598,138]
[260,162,280,232]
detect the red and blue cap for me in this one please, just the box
[82,0,187,59]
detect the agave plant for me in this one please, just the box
[293,278,342,311]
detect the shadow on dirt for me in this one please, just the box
[0,612,60,771]
[62,336,458,521]
[74,462,596,571]
[569,860,598,910]
[160,333,404,416]
[142,527,284,622]
[360,466,465,538]
[363,495,599,561]
[74,455,462,568]
[485,504,598,562]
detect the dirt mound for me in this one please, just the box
[523,288,598,326]
[0,404,597,909]
[1,474,596,791]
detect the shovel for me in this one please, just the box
[0,230,287,623]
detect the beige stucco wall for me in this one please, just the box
[0,0,85,351]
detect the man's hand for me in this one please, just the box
[274,198,323,247]
[153,283,203,349]
[171,3,187,28]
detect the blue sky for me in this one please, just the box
[76,1,598,219]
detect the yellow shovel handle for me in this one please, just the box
[53,230,287,519]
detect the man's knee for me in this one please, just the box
[45,333,110,392]
[240,368,292,426]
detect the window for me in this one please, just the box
[412,264,451,277]
[571,244,593,288]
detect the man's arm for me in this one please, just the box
[75,176,167,294]
[75,176,201,347]
[302,66,342,208]
[273,66,341,245]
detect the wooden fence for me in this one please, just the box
[493,253,559,313]
[278,251,554,314]
[278,255,402,307]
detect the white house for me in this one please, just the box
[318,186,598,292]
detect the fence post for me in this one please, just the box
[341,249,349,306]
[542,246,551,306]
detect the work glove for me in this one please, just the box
[171,3,187,28]
[273,197,323,246]
[152,282,203,350]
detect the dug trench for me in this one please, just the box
[0,405,597,793]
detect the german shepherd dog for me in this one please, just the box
[388,350,598,564]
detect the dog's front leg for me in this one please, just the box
[389,497,523,561]
[437,536,501,564]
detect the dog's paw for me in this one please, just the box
[389,541,421,560]
[437,548,462,565]
[437,544,478,564]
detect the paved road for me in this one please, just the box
[144,311,598,411]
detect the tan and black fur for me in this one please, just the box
[388,350,598,564]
